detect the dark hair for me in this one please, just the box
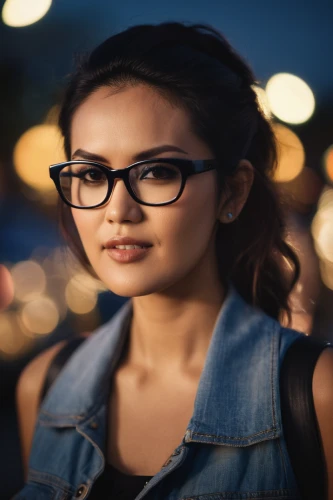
[58,22,299,322]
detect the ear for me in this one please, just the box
[217,159,254,223]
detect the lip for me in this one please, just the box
[104,237,152,249]
[104,236,152,263]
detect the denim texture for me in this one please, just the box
[14,287,303,499]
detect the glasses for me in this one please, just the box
[49,158,218,208]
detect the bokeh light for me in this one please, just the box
[322,145,333,184]
[65,273,99,314]
[2,0,52,27]
[312,188,333,245]
[0,312,31,359]
[0,313,17,354]
[311,187,333,290]
[272,123,305,182]
[0,251,105,351]
[252,85,272,119]
[319,259,333,291]
[316,219,333,263]
[266,73,315,124]
[42,247,70,280]
[317,186,333,211]
[11,260,46,302]
[14,124,65,193]
[20,296,59,335]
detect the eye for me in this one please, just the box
[83,169,106,182]
[72,167,107,183]
[139,164,180,180]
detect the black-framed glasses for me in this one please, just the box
[49,158,218,208]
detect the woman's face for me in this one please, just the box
[70,84,223,297]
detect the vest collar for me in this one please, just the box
[39,288,283,446]
[39,300,132,424]
[185,288,283,446]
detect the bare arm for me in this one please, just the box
[313,348,333,500]
[16,341,68,479]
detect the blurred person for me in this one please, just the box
[14,23,333,499]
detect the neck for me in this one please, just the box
[125,255,226,376]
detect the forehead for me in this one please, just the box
[70,84,198,159]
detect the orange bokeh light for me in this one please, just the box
[272,123,305,182]
[324,146,333,183]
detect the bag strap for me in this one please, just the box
[280,335,332,500]
[40,336,86,403]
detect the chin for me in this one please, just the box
[102,284,157,298]
[97,275,161,298]
[97,270,185,299]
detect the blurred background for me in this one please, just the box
[0,0,332,497]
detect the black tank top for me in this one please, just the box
[88,462,153,499]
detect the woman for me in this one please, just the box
[15,22,333,499]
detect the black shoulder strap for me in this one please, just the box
[40,336,86,404]
[280,335,332,500]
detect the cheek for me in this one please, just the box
[71,210,101,256]
[154,181,218,259]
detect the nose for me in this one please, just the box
[104,178,143,224]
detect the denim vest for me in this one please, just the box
[15,287,303,499]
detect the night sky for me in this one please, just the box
[1,0,332,104]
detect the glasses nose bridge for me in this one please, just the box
[104,167,142,222]
[107,164,131,188]
[106,166,132,203]
[109,165,128,178]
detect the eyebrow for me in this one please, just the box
[71,145,189,164]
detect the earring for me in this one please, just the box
[219,211,233,223]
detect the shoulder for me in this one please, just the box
[16,340,68,477]
[312,345,333,499]
[17,332,90,404]
[17,341,67,407]
[17,333,86,388]
[16,334,89,476]
[313,344,333,405]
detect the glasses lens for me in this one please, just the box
[129,162,182,204]
[59,163,109,207]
